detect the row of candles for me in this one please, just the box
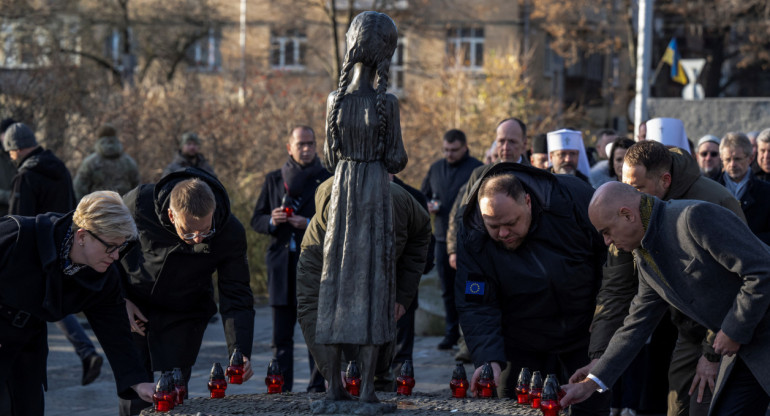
[152,349,563,415]
[515,367,566,416]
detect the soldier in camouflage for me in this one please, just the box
[73,123,140,200]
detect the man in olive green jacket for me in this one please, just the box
[296,177,430,393]
[580,141,745,416]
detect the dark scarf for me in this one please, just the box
[281,156,323,199]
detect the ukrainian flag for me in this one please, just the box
[661,38,688,85]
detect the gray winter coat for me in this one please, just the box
[591,198,770,395]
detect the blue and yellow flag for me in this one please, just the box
[661,38,688,85]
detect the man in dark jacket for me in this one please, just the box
[717,132,770,245]
[4,123,75,215]
[582,141,746,416]
[421,129,482,349]
[162,131,216,178]
[4,122,105,386]
[455,163,609,414]
[251,126,330,392]
[119,168,255,416]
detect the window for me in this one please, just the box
[543,35,563,77]
[446,26,484,70]
[2,19,79,69]
[104,28,134,70]
[2,23,43,68]
[186,28,221,72]
[388,37,405,93]
[270,28,306,70]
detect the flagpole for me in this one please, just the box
[634,0,653,139]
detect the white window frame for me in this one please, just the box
[446,26,484,71]
[388,37,406,93]
[270,28,306,70]
[188,27,221,72]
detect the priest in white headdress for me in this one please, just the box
[645,117,691,154]
[546,128,591,183]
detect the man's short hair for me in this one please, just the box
[169,178,216,218]
[291,125,315,139]
[757,128,770,144]
[443,129,467,145]
[720,132,752,156]
[624,140,672,178]
[497,117,527,138]
[597,129,617,138]
[478,173,527,205]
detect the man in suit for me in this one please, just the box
[562,181,770,415]
[251,126,330,392]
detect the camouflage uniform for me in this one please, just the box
[73,125,140,200]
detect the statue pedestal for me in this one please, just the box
[139,392,544,415]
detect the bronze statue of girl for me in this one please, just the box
[315,11,408,403]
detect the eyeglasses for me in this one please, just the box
[179,217,216,241]
[86,230,129,254]
[699,151,719,158]
[181,228,216,241]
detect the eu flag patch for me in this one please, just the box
[465,281,485,295]
[465,280,485,303]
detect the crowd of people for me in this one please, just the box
[1,111,769,416]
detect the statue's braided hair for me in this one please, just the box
[327,11,397,156]
[375,59,390,156]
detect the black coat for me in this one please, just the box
[120,168,254,369]
[717,173,770,245]
[421,152,483,242]
[455,163,605,367]
[250,161,331,306]
[0,213,148,399]
[8,147,75,216]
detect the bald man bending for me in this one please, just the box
[561,182,770,415]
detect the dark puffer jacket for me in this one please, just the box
[455,163,605,366]
[120,168,254,369]
[8,147,75,215]
[0,212,149,399]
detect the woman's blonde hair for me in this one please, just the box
[72,191,137,240]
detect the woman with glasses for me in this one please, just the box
[0,191,154,416]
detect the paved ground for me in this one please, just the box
[44,305,461,415]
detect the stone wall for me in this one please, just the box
[648,98,770,140]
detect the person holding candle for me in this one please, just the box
[118,168,255,415]
[454,162,610,414]
[251,125,330,393]
[0,191,155,415]
[562,182,770,415]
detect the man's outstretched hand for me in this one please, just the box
[560,379,599,408]
[568,358,598,383]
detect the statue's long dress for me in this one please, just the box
[317,92,407,345]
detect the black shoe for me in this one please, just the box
[81,353,103,385]
[437,336,458,350]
